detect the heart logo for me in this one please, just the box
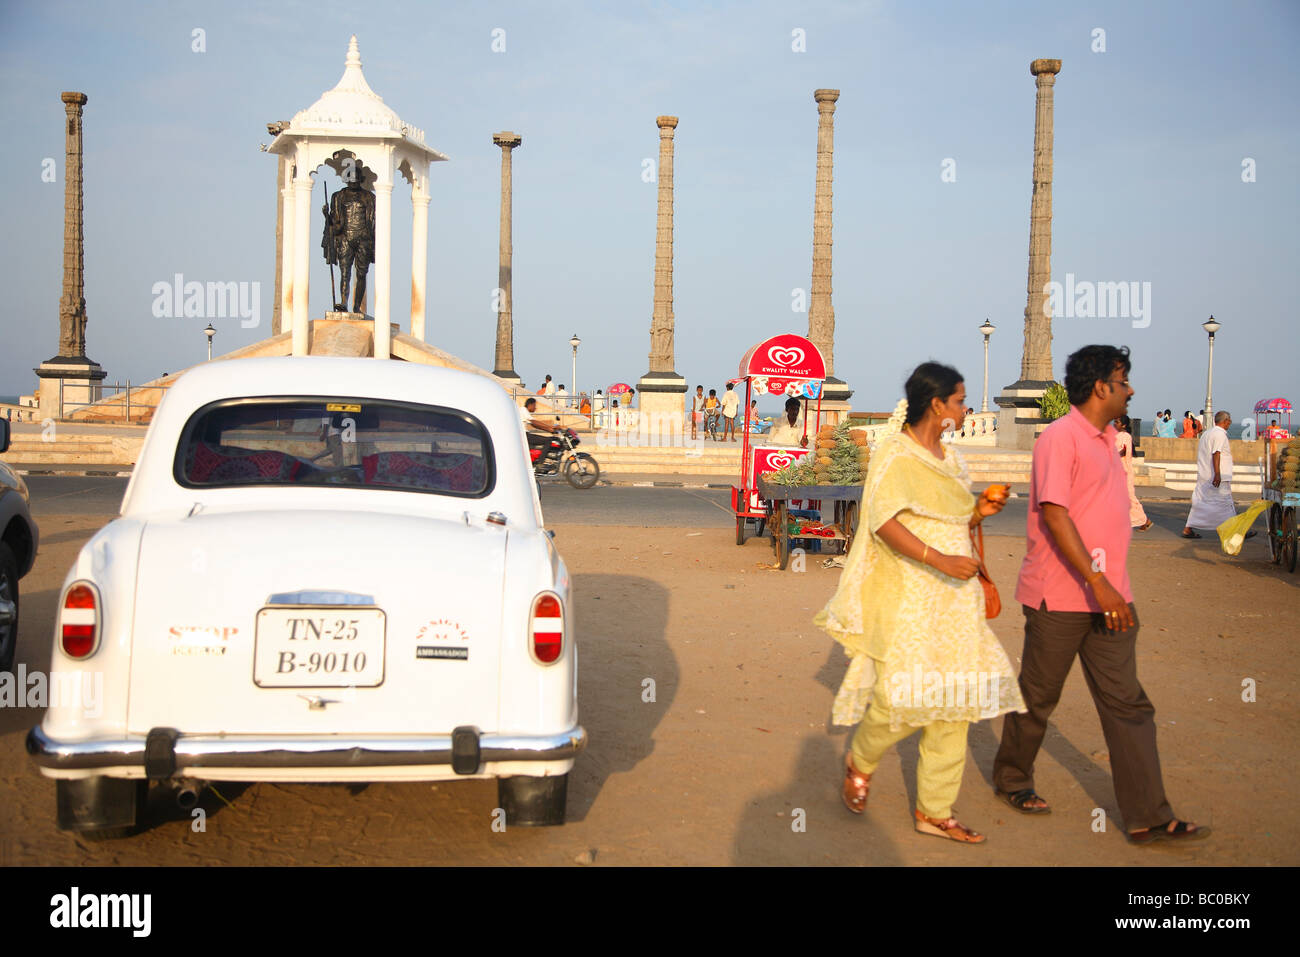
[769,347,804,368]
[766,452,795,471]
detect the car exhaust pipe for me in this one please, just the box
[174,779,206,811]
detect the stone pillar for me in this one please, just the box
[59,92,88,358]
[373,152,393,360]
[996,58,1062,449]
[292,170,313,356]
[492,132,521,385]
[267,121,289,335]
[279,167,296,339]
[411,176,430,342]
[808,89,849,401]
[637,116,687,442]
[37,91,104,421]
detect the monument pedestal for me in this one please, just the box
[994,379,1054,449]
[636,371,688,444]
[35,356,106,420]
[811,397,853,428]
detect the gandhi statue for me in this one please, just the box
[322,163,376,314]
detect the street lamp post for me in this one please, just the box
[204,323,216,361]
[1201,315,1220,428]
[569,333,581,409]
[979,319,995,413]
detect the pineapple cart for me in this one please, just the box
[756,476,864,570]
[1263,431,1300,573]
[730,334,827,551]
[728,334,871,569]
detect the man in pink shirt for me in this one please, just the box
[993,345,1208,845]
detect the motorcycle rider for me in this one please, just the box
[521,397,562,461]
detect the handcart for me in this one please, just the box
[757,475,863,570]
[1263,436,1299,573]
[730,334,826,547]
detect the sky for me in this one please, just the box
[2,0,1297,423]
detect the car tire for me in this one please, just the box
[497,773,568,826]
[56,777,146,839]
[0,541,19,674]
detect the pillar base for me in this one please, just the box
[994,379,1055,449]
[636,372,688,444]
[809,398,853,429]
[34,356,107,421]
[821,376,853,402]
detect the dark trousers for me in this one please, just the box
[993,602,1174,831]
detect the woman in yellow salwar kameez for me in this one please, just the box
[814,363,1025,844]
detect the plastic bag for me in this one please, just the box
[1217,500,1270,555]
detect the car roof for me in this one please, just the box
[121,357,540,525]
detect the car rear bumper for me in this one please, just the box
[27,724,587,776]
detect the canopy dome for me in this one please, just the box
[288,35,429,147]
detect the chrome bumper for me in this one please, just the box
[27,724,586,772]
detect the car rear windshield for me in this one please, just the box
[175,398,494,497]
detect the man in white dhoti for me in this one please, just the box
[1182,411,1243,538]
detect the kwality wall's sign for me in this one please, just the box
[739,334,826,380]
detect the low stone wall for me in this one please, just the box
[1140,436,1266,464]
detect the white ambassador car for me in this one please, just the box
[27,356,585,837]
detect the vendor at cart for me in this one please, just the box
[768,397,809,447]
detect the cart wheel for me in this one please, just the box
[1268,504,1283,564]
[736,515,746,546]
[841,501,860,555]
[1284,507,1297,574]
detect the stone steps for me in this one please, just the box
[1,435,142,467]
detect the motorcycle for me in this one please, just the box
[530,428,600,489]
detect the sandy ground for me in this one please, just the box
[2,513,1296,866]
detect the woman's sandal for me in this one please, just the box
[1136,520,1153,531]
[1128,819,1211,845]
[994,787,1051,814]
[1180,529,1202,539]
[914,809,986,844]
[842,755,872,814]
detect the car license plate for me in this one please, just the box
[253,607,386,688]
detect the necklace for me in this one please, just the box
[905,424,943,458]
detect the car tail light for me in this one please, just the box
[529,593,564,664]
[60,582,101,659]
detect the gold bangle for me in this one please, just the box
[922,545,929,565]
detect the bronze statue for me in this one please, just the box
[321,163,376,313]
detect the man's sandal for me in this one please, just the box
[995,787,1051,814]
[1128,819,1211,845]
[842,755,872,814]
[914,809,986,844]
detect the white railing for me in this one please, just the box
[847,411,999,446]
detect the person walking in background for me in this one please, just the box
[994,345,1207,844]
[556,384,568,408]
[690,384,705,439]
[816,362,1022,844]
[543,375,556,397]
[1115,415,1152,531]
[592,389,605,428]
[721,383,740,442]
[1181,411,1245,540]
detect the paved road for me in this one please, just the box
[24,474,1220,542]
[23,475,1221,542]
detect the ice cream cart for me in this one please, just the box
[730,334,862,566]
